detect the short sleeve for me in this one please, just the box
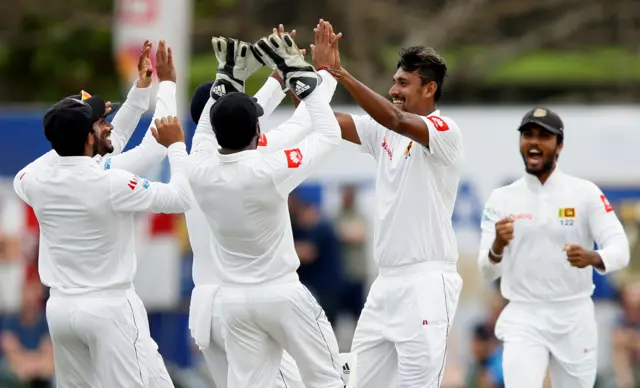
[420,115,463,167]
[352,114,385,159]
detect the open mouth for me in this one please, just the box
[392,98,404,106]
[527,148,543,165]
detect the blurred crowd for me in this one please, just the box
[1,184,640,388]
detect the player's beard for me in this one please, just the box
[90,133,100,157]
[522,150,556,176]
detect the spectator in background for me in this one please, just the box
[612,280,640,387]
[466,283,507,388]
[0,279,53,388]
[334,185,367,321]
[466,323,504,388]
[291,192,345,327]
[0,194,26,318]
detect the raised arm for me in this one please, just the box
[102,42,178,175]
[259,71,338,152]
[190,36,266,162]
[109,117,192,214]
[264,70,340,196]
[107,41,154,155]
[252,30,340,196]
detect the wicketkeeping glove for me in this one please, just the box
[251,33,320,100]
[210,37,264,101]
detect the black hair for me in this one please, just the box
[209,103,259,150]
[51,136,89,157]
[396,46,447,102]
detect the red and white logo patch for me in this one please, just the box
[427,116,449,132]
[128,176,140,190]
[257,134,268,147]
[600,194,613,213]
[284,148,303,168]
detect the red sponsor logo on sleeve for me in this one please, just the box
[600,194,613,213]
[427,116,449,132]
[284,148,303,168]
[257,133,268,147]
[128,176,140,190]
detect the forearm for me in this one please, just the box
[305,71,340,143]
[156,143,193,213]
[339,69,403,131]
[594,234,630,274]
[478,248,502,282]
[254,76,286,119]
[109,81,152,154]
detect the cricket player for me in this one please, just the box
[308,20,463,387]
[12,41,188,388]
[188,31,344,388]
[186,33,309,388]
[477,107,630,387]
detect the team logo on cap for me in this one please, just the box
[80,90,92,101]
[532,108,547,117]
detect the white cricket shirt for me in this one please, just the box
[478,169,630,303]
[353,112,463,268]
[13,143,192,295]
[188,72,340,285]
[100,81,176,175]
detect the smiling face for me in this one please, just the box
[519,125,563,176]
[388,68,436,114]
[92,116,114,156]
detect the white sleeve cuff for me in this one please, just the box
[124,81,152,111]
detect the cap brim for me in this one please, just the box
[518,120,562,135]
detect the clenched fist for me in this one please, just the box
[564,244,604,270]
[490,216,514,262]
[151,116,184,147]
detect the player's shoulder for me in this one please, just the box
[420,112,460,134]
[489,178,527,199]
[559,172,602,195]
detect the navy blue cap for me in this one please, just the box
[518,107,564,135]
[209,92,264,137]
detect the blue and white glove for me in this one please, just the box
[210,37,263,101]
[252,33,320,100]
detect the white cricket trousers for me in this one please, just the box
[46,287,173,388]
[219,276,344,388]
[496,297,598,388]
[351,261,462,388]
[188,285,304,388]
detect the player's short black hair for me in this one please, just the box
[209,92,263,150]
[397,46,447,102]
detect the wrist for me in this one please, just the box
[489,241,505,263]
[589,251,605,270]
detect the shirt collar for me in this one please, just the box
[217,149,261,163]
[57,156,100,167]
[524,167,563,192]
[428,110,441,117]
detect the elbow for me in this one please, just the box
[477,250,501,282]
[389,110,409,134]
